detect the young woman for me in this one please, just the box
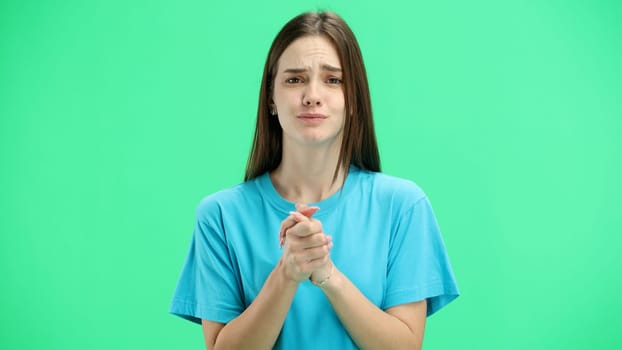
[170,11,459,350]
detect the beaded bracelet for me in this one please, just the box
[310,265,335,287]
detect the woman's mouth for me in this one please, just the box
[297,113,327,125]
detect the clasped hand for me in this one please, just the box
[279,204,333,283]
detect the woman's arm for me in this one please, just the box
[202,215,331,350]
[319,265,427,350]
[289,211,427,349]
[201,262,298,350]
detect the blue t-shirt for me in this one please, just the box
[170,166,459,349]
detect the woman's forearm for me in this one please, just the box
[321,268,426,350]
[213,261,298,350]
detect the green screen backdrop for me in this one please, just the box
[2,0,621,349]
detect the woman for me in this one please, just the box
[170,11,459,349]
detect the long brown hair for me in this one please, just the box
[244,11,380,181]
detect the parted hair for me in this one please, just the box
[244,11,380,182]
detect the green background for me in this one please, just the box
[2,0,621,349]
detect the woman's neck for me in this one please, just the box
[270,141,346,204]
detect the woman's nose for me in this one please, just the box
[303,97,321,107]
[302,82,322,107]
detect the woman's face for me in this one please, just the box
[272,35,346,148]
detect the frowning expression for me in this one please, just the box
[272,35,346,147]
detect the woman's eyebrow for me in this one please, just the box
[282,64,342,74]
[321,64,342,72]
[283,68,307,74]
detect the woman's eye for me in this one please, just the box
[286,77,303,84]
[327,77,343,85]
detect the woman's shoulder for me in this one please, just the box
[351,169,437,222]
[355,168,427,203]
[195,179,261,218]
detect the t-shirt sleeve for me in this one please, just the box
[169,199,244,324]
[383,195,460,316]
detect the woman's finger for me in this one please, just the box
[279,213,313,247]
[279,204,320,246]
[279,214,298,247]
[296,204,320,218]
[287,217,323,238]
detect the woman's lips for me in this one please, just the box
[297,113,327,125]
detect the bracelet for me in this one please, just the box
[310,265,335,287]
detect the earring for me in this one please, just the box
[270,106,277,115]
